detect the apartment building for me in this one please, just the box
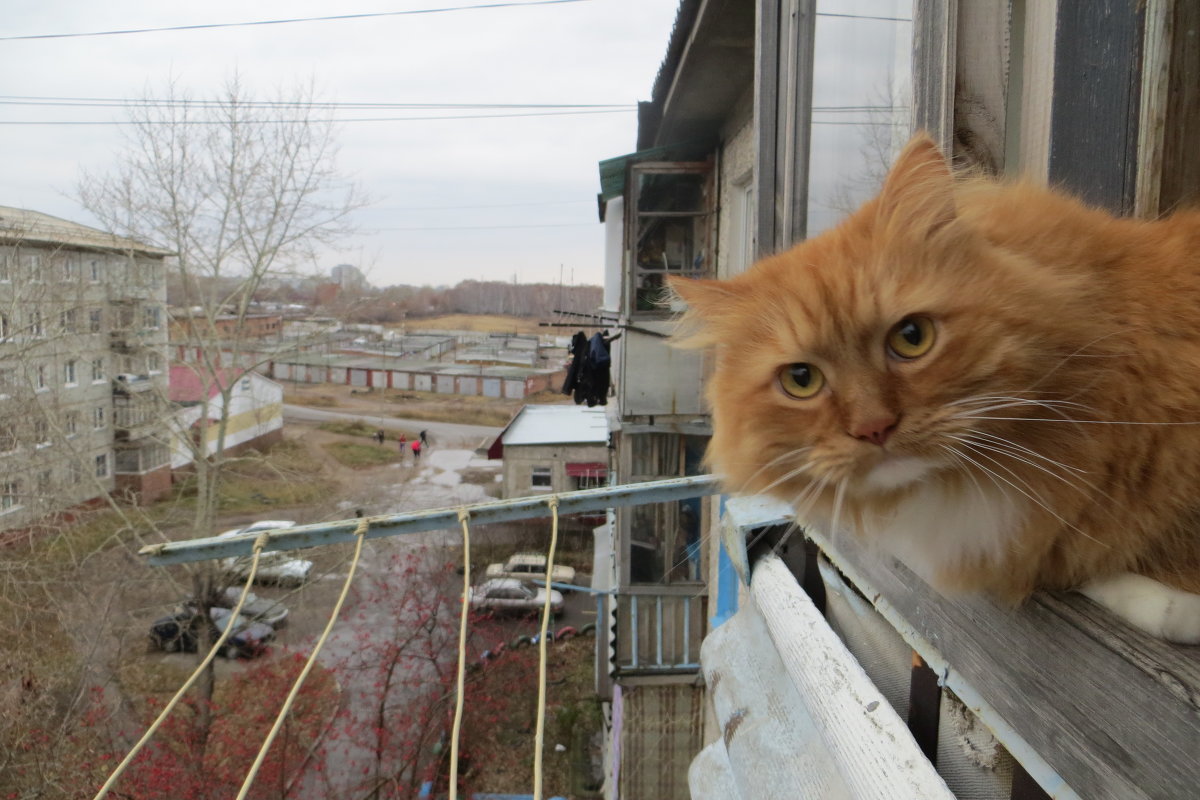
[0,206,171,530]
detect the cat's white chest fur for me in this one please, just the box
[857,478,1027,583]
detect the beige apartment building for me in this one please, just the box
[0,207,171,532]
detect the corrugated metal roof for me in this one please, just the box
[501,404,609,446]
[0,206,172,256]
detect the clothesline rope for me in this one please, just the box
[93,531,273,800]
[235,515,370,799]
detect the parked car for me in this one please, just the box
[484,553,576,585]
[215,586,289,628]
[216,520,313,587]
[148,606,274,659]
[470,578,564,616]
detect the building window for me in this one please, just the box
[93,406,106,429]
[95,453,109,478]
[89,258,102,282]
[35,365,47,392]
[31,311,43,337]
[68,461,82,485]
[61,308,77,334]
[0,252,11,282]
[65,411,78,437]
[91,358,105,382]
[34,418,49,448]
[64,360,77,386]
[143,306,161,329]
[89,309,103,333]
[147,352,162,374]
[629,163,714,315]
[36,470,50,499]
[25,254,42,279]
[62,256,79,281]
[531,467,552,489]
[0,425,17,453]
[2,480,20,511]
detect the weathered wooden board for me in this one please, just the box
[808,530,1200,800]
[1049,0,1145,214]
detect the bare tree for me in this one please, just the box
[76,72,364,750]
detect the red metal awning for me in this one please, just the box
[565,462,607,478]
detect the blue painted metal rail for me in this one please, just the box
[138,474,722,565]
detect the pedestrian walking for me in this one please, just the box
[419,430,428,446]
[375,428,386,445]
[411,439,422,460]
[398,433,407,451]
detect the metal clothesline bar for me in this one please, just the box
[139,474,722,566]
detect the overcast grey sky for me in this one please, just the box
[1,0,680,288]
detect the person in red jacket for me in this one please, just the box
[411,439,422,460]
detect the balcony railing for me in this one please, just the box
[613,585,705,675]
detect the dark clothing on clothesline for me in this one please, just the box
[561,330,611,407]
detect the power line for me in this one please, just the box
[0,95,633,111]
[0,109,632,126]
[375,222,594,231]
[0,0,591,42]
[373,199,591,211]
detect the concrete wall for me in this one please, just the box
[502,442,609,499]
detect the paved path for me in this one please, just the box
[283,403,502,447]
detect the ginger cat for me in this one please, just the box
[672,134,1200,642]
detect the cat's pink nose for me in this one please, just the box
[852,416,898,446]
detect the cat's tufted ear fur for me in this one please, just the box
[874,132,957,238]
[668,276,748,348]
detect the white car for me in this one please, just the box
[215,586,289,628]
[484,553,576,585]
[217,520,313,588]
[470,578,563,616]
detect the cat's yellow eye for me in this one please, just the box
[779,363,825,399]
[887,316,936,359]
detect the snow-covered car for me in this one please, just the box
[149,606,274,659]
[217,520,313,587]
[215,586,289,628]
[470,578,563,616]
[484,553,576,585]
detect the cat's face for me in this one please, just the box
[672,135,1102,511]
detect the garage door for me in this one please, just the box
[482,378,502,398]
[414,375,433,392]
[350,369,369,387]
[435,375,455,394]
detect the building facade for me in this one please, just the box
[487,404,609,499]
[0,206,171,529]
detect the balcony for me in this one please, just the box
[612,585,705,676]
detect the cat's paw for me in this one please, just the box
[1078,573,1200,644]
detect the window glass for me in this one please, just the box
[806,0,914,237]
[630,163,713,315]
[531,467,552,488]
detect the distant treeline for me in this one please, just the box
[322,279,602,323]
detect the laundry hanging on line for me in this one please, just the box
[561,330,612,407]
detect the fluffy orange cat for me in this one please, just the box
[672,134,1200,642]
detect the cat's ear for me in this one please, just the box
[668,276,745,348]
[875,132,957,236]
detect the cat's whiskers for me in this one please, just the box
[732,447,813,495]
[948,395,1092,423]
[789,475,831,528]
[958,428,1089,475]
[946,440,1106,547]
[946,433,1093,496]
[1024,332,1125,393]
[829,478,849,539]
[937,445,995,512]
